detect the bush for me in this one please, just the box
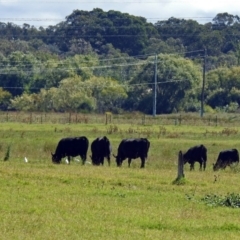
[201,193,240,208]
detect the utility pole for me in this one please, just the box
[200,48,207,117]
[153,54,157,117]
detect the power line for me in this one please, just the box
[0,49,204,69]
[0,79,190,91]
[0,16,216,22]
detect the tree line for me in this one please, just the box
[0,9,240,114]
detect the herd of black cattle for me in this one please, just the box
[51,136,239,171]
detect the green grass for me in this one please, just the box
[0,121,240,239]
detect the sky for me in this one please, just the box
[1,0,240,28]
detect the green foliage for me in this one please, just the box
[0,88,12,110]
[10,75,127,113]
[3,9,240,114]
[127,54,202,114]
[10,93,36,111]
[87,76,128,113]
[202,193,240,208]
[206,66,240,109]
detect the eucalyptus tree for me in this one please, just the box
[206,66,240,108]
[125,54,202,113]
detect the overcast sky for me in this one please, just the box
[1,0,240,28]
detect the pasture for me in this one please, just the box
[0,118,240,239]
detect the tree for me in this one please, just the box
[206,66,240,108]
[50,76,96,112]
[212,13,240,27]
[86,76,128,113]
[0,88,12,110]
[125,54,202,114]
[10,93,36,111]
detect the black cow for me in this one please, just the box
[183,144,207,171]
[51,136,89,164]
[213,149,239,171]
[113,138,150,168]
[90,136,111,166]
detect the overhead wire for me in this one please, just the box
[0,79,191,92]
[0,49,204,69]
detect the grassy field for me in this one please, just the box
[0,121,240,239]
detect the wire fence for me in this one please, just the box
[0,111,240,127]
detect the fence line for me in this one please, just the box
[0,111,240,127]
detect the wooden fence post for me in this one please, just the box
[30,112,32,124]
[177,151,184,179]
[173,150,186,184]
[142,115,145,125]
[105,112,112,125]
[105,113,108,125]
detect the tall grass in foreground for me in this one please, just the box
[0,122,240,239]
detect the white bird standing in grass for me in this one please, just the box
[65,158,69,164]
[24,157,28,163]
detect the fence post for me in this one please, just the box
[173,151,186,184]
[142,115,145,125]
[179,114,182,125]
[105,112,112,125]
[105,113,108,125]
[177,151,184,179]
[69,112,71,124]
[30,112,32,124]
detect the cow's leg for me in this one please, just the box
[140,157,145,168]
[100,156,104,166]
[128,158,132,167]
[107,156,110,166]
[68,156,71,164]
[81,155,86,165]
[203,160,206,171]
[190,163,194,171]
[199,161,203,171]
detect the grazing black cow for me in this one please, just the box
[113,138,150,168]
[213,149,239,171]
[90,136,111,166]
[51,136,89,164]
[183,144,207,171]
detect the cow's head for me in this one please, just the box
[90,155,100,166]
[51,152,61,164]
[113,154,122,167]
[213,162,220,171]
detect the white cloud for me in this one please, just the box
[0,0,240,27]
